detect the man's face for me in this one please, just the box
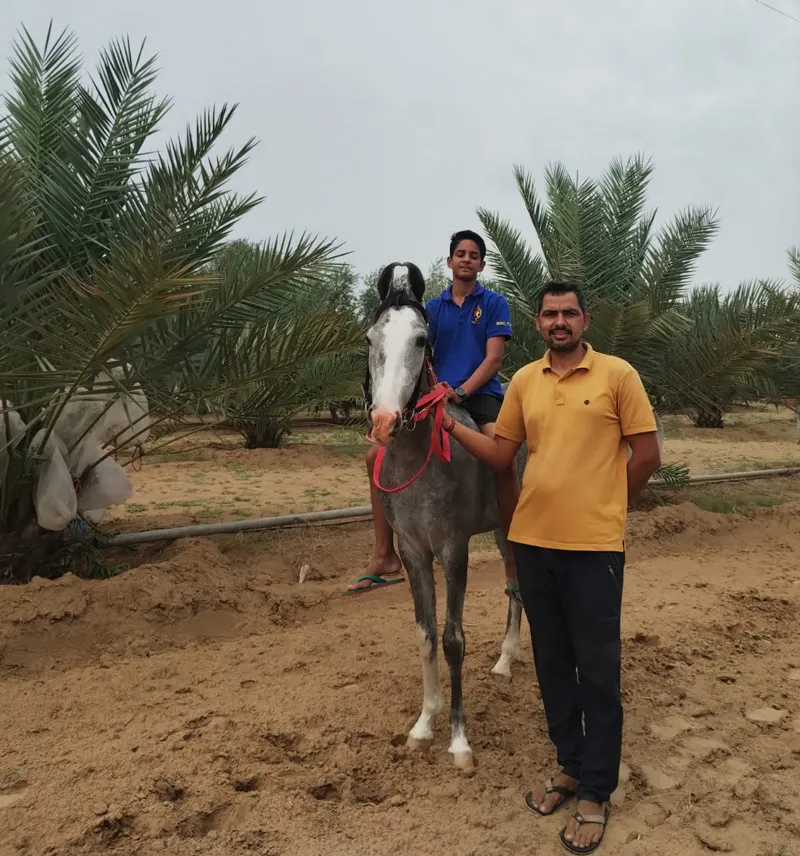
[447,239,485,282]
[536,291,589,352]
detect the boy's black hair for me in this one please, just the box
[449,229,487,260]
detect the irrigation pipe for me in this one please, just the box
[99,466,800,548]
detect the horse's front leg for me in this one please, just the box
[397,539,442,750]
[439,539,475,774]
[491,527,523,679]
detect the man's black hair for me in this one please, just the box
[534,280,588,315]
[449,229,487,260]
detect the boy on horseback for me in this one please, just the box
[346,229,519,593]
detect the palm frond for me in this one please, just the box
[653,462,690,488]
[787,246,800,287]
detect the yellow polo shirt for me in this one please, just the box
[495,344,657,552]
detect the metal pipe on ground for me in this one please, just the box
[102,506,373,547]
[649,466,800,486]
[99,467,800,548]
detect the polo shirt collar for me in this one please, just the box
[542,342,595,372]
[442,281,485,302]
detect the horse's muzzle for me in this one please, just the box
[368,408,400,446]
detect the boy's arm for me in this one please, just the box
[454,337,505,399]
[442,374,525,471]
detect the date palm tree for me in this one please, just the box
[478,155,800,447]
[477,154,718,394]
[0,24,357,581]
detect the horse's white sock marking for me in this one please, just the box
[448,725,472,757]
[449,723,474,773]
[372,307,419,417]
[491,601,522,677]
[408,623,443,743]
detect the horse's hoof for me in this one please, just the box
[406,735,433,751]
[453,751,476,776]
[490,665,512,682]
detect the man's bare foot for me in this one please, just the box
[524,772,579,816]
[561,800,609,852]
[347,554,403,590]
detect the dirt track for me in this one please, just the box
[1,501,800,856]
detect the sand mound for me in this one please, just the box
[0,539,326,672]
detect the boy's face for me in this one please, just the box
[447,239,485,281]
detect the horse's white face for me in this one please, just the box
[367,305,429,446]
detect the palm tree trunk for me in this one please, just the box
[693,407,725,429]
[241,419,290,449]
[0,529,70,583]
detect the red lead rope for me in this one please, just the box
[372,383,452,493]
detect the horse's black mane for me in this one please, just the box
[373,287,429,325]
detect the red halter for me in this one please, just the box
[370,359,452,493]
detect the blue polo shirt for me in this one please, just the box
[425,282,512,399]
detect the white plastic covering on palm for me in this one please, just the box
[73,442,132,515]
[53,389,133,516]
[32,429,78,531]
[0,402,26,487]
[38,365,146,529]
[91,365,151,449]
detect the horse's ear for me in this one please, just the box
[377,263,399,301]
[404,262,426,303]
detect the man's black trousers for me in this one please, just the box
[512,543,625,805]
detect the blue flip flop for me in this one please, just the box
[342,574,405,596]
[506,585,523,605]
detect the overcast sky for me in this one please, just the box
[2,0,799,288]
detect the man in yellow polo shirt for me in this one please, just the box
[441,280,661,854]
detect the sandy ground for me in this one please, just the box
[1,408,800,855]
[1,503,800,855]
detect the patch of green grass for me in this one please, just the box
[198,508,223,519]
[232,508,252,517]
[148,451,209,464]
[694,494,788,514]
[721,459,797,473]
[303,488,332,499]
[330,444,364,457]
[233,496,251,503]
[126,503,147,513]
[153,500,205,509]
[232,468,260,481]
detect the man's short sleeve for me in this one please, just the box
[617,367,658,436]
[494,373,526,444]
[486,293,512,339]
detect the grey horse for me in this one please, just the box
[364,261,527,774]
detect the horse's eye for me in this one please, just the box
[415,335,428,347]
